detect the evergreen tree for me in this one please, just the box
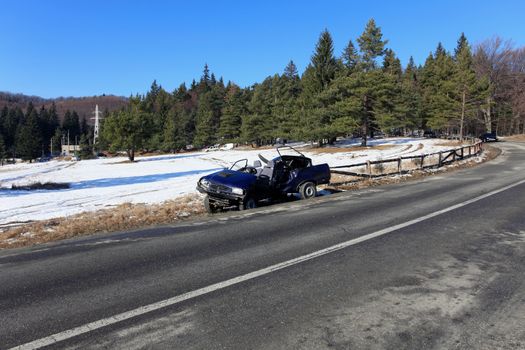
[0,106,7,149]
[79,134,94,159]
[342,39,359,72]
[399,57,423,133]
[424,44,456,130]
[51,128,63,155]
[80,117,90,137]
[3,107,22,157]
[16,108,42,162]
[382,49,402,77]
[0,134,7,166]
[277,62,302,138]
[62,110,81,141]
[199,63,211,93]
[219,84,244,141]
[452,34,482,139]
[193,91,216,147]
[284,60,299,79]
[357,18,388,71]
[102,97,151,161]
[311,30,338,91]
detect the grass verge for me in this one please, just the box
[0,194,205,249]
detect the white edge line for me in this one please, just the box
[10,178,525,350]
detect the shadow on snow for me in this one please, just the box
[0,167,223,196]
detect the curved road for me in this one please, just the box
[1,142,525,349]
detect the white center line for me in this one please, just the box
[10,178,525,350]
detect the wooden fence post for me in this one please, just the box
[438,152,442,167]
[397,157,402,174]
[366,160,371,178]
[420,155,425,169]
[460,147,464,159]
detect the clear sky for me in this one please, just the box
[2,0,524,98]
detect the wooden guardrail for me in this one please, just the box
[330,141,483,178]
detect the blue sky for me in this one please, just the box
[1,0,524,98]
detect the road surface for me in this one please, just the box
[1,141,524,350]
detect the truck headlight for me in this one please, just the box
[231,187,244,195]
[200,179,210,188]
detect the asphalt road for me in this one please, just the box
[1,142,525,350]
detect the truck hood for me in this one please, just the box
[201,169,257,189]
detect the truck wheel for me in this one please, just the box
[239,197,257,211]
[299,182,317,199]
[204,195,218,214]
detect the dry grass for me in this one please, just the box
[503,134,525,142]
[326,144,500,192]
[0,194,206,249]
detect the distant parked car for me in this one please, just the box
[479,132,498,142]
[204,144,220,152]
[220,143,235,151]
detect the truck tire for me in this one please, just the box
[239,197,257,211]
[299,182,317,199]
[204,195,218,214]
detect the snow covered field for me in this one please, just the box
[0,138,460,226]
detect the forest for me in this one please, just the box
[1,19,524,162]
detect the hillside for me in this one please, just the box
[0,92,128,123]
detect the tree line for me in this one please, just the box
[0,102,94,164]
[2,19,524,163]
[101,19,525,161]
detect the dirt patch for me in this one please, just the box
[0,194,206,249]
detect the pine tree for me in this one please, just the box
[219,84,244,141]
[62,110,81,141]
[16,108,42,162]
[0,134,7,166]
[51,128,62,155]
[3,107,22,157]
[419,44,457,131]
[357,18,388,71]
[193,92,216,147]
[79,134,94,159]
[284,60,299,79]
[311,29,338,91]
[382,49,402,77]
[102,97,151,161]
[399,57,423,133]
[47,103,59,144]
[453,34,481,140]
[342,39,359,72]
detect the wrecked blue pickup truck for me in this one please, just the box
[196,146,331,213]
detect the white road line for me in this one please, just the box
[10,178,525,350]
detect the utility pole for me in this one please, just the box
[91,104,103,145]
